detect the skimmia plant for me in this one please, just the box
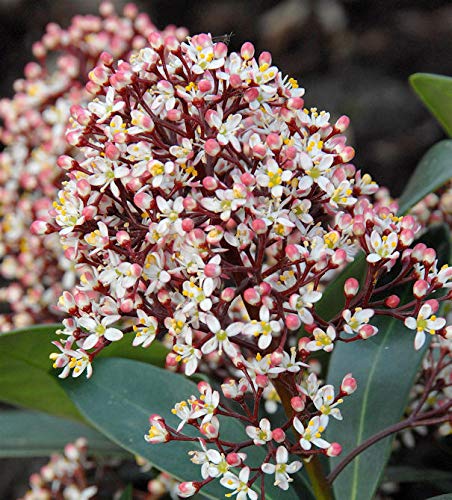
[0,4,451,500]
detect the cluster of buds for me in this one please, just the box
[408,182,452,231]
[0,1,187,331]
[145,376,353,496]
[19,438,97,500]
[28,30,452,495]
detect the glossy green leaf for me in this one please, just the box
[398,140,452,215]
[0,324,168,422]
[63,357,304,500]
[410,73,452,137]
[325,226,451,500]
[0,410,127,457]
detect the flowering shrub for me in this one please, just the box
[0,5,451,500]
[0,1,187,331]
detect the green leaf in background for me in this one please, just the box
[410,73,452,137]
[384,466,452,485]
[0,324,168,422]
[398,140,452,215]
[325,225,451,500]
[119,484,134,500]
[63,357,305,500]
[427,495,452,500]
[0,410,127,458]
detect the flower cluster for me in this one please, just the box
[32,31,452,495]
[0,1,187,331]
[19,438,97,500]
[145,377,352,496]
[39,32,452,379]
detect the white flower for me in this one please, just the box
[293,415,330,450]
[405,304,446,350]
[306,325,336,353]
[220,467,258,500]
[313,385,343,422]
[243,306,281,349]
[256,159,292,198]
[173,342,202,376]
[342,308,375,335]
[88,87,125,123]
[78,314,123,350]
[366,230,399,263]
[201,315,242,357]
[133,310,158,348]
[246,418,272,445]
[261,446,302,490]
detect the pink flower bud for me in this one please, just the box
[165,352,178,369]
[30,220,50,235]
[120,299,134,313]
[327,442,342,457]
[255,375,268,388]
[258,51,272,65]
[181,218,194,232]
[340,146,355,162]
[285,313,301,331]
[221,287,235,302]
[359,324,378,339]
[82,205,97,220]
[298,337,310,352]
[148,31,163,50]
[202,176,218,190]
[167,109,182,121]
[76,179,91,198]
[285,244,301,262]
[241,172,256,186]
[105,142,120,160]
[134,192,152,211]
[352,221,365,236]
[244,87,259,104]
[183,197,197,211]
[331,248,347,267]
[204,137,221,156]
[413,279,429,299]
[334,115,350,132]
[411,243,427,262]
[204,263,221,278]
[116,231,130,246]
[266,133,282,151]
[385,295,400,308]
[423,248,436,265]
[252,219,267,235]
[399,229,414,247]
[272,428,286,443]
[291,396,305,412]
[241,41,255,60]
[425,299,439,314]
[344,278,359,298]
[270,350,283,366]
[341,373,357,394]
[244,287,260,305]
[177,482,198,498]
[287,97,304,110]
[226,452,245,466]
[257,282,271,297]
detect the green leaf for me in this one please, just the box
[384,466,452,484]
[410,73,452,137]
[0,410,127,458]
[63,357,305,500]
[119,484,134,500]
[325,226,450,500]
[398,140,452,215]
[427,495,452,500]
[0,324,168,422]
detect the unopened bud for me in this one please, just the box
[413,279,429,299]
[385,295,400,308]
[272,428,286,443]
[327,442,342,457]
[341,373,357,395]
[291,396,305,412]
[344,278,359,298]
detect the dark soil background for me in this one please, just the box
[0,0,451,498]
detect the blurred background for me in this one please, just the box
[0,0,451,498]
[1,0,452,196]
